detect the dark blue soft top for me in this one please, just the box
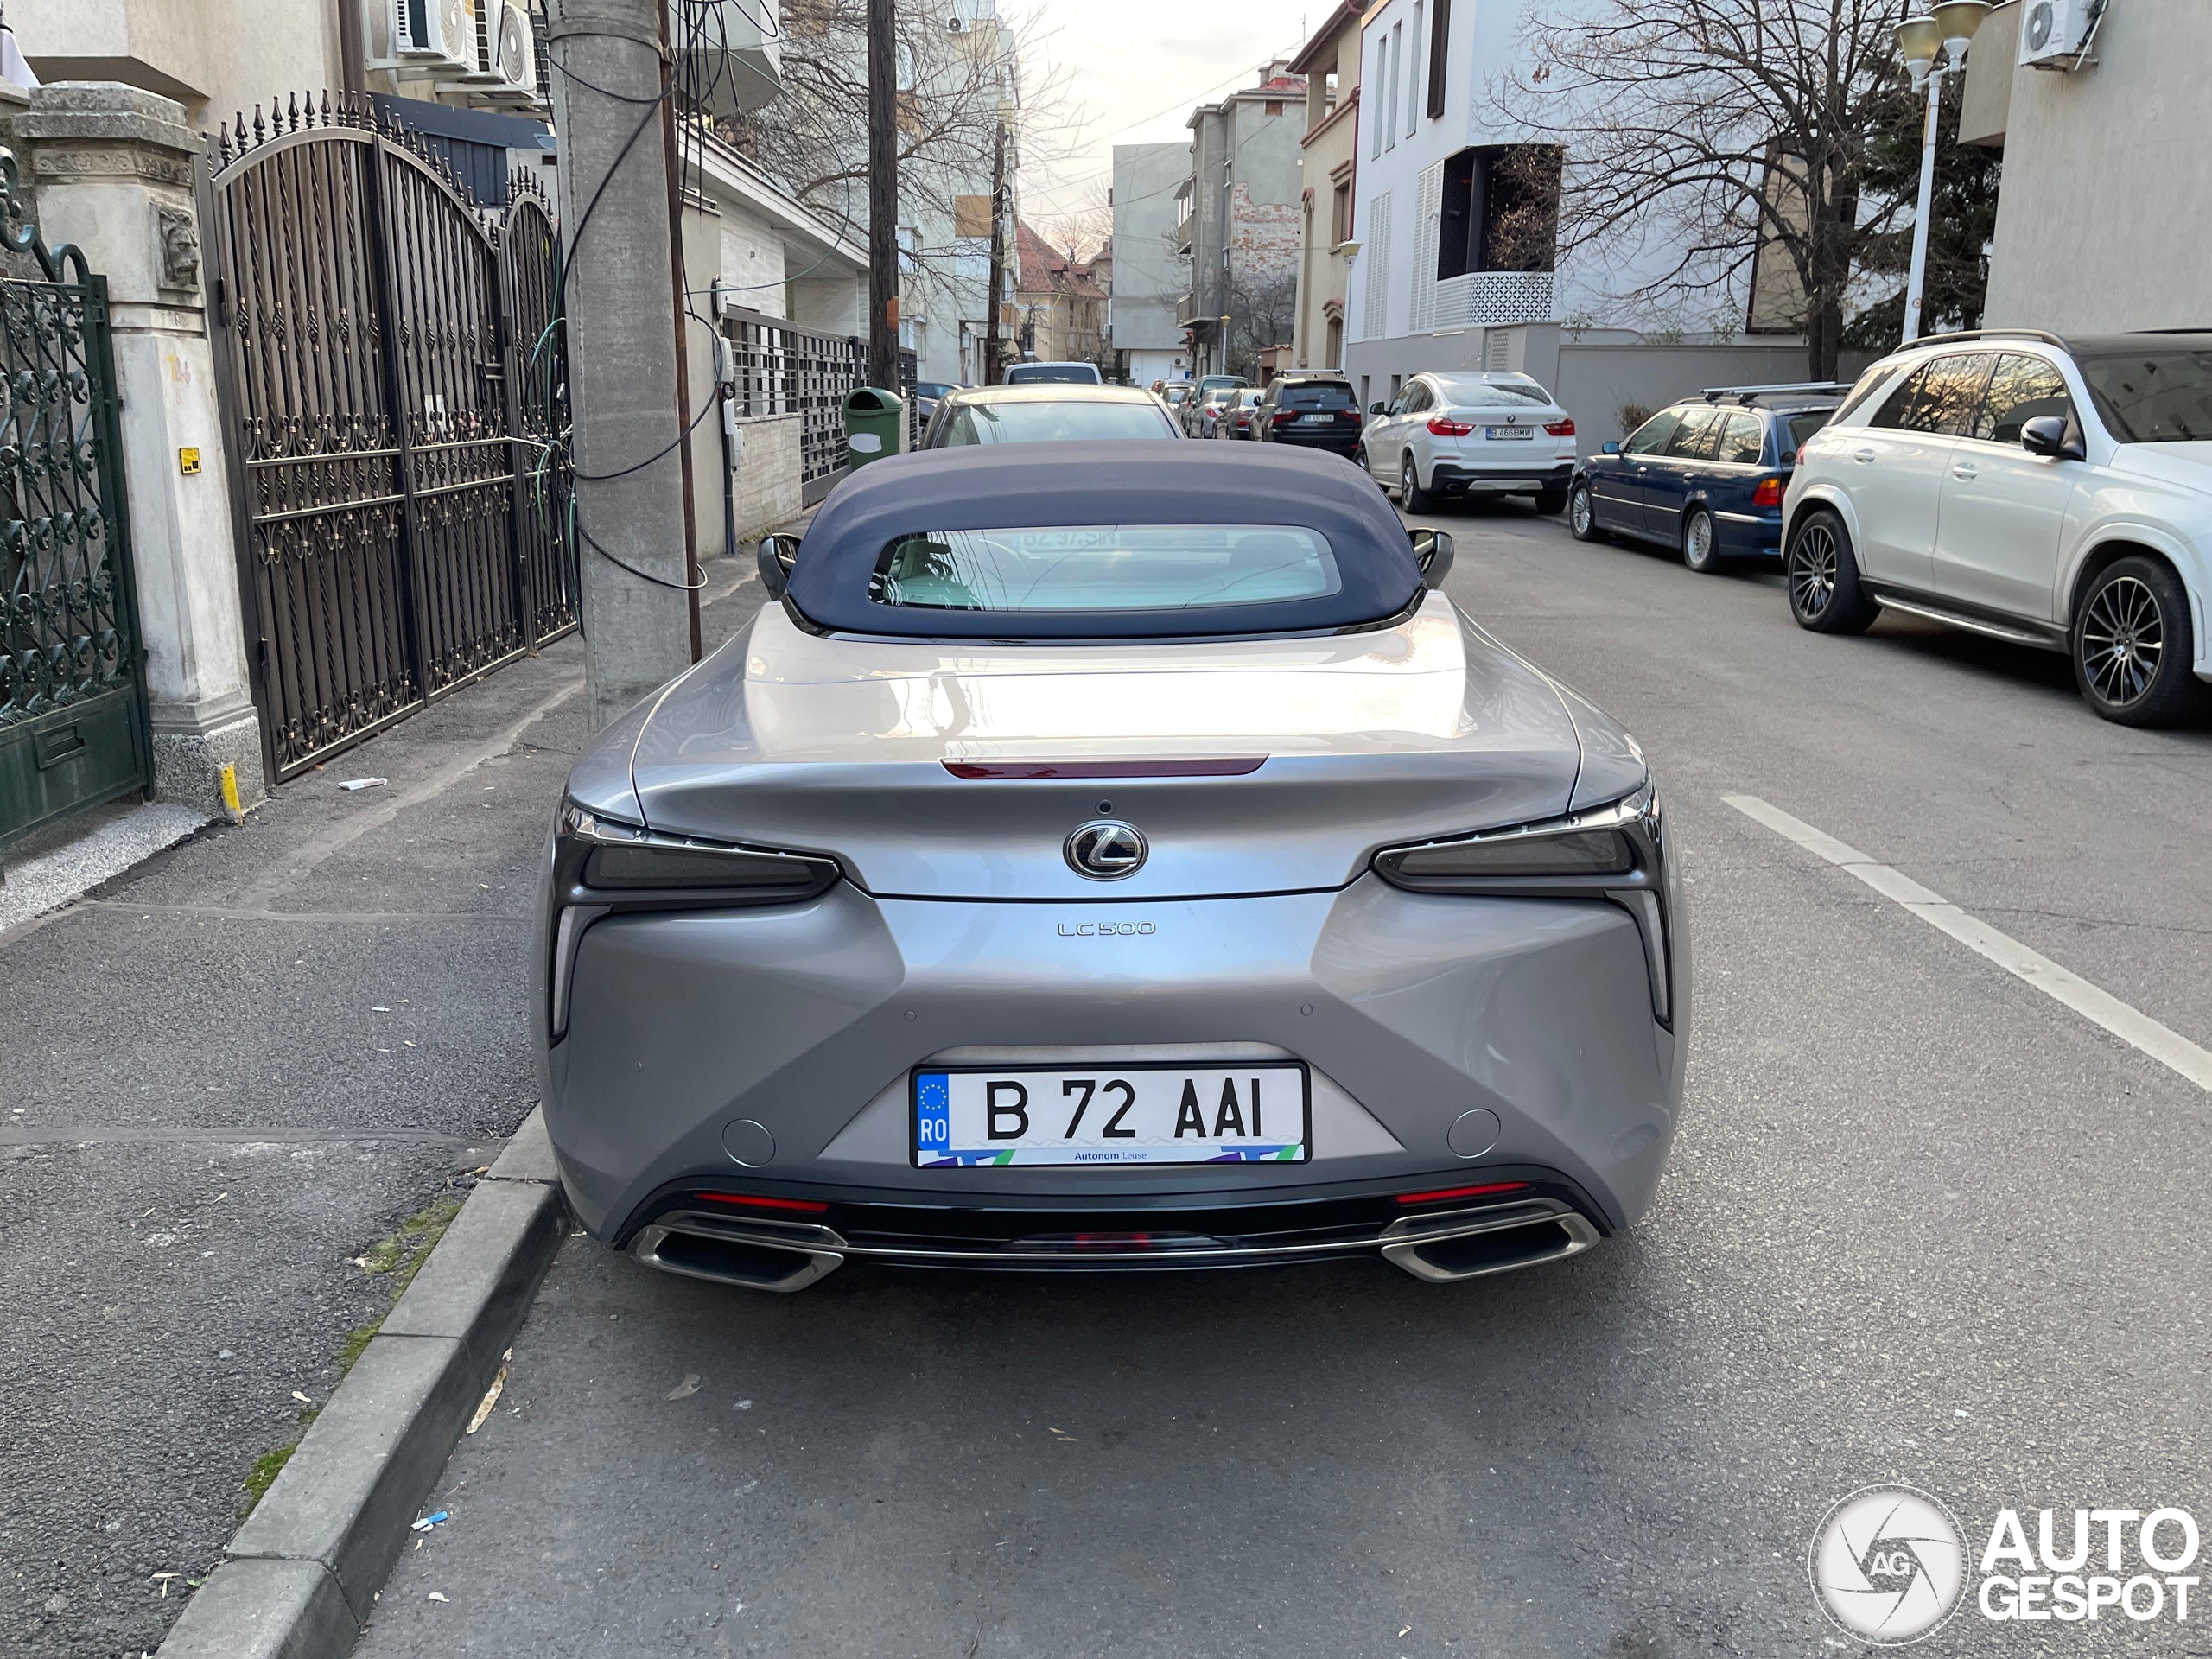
[785,442,1424,639]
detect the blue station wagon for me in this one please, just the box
[1568,385,1847,572]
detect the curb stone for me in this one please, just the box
[157,1107,566,1659]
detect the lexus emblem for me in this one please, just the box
[1065,820,1147,880]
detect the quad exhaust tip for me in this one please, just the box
[630,1196,1601,1293]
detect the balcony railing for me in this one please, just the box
[1429,270,1555,331]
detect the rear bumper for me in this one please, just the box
[1713,506,1785,557]
[1263,426,1363,454]
[1429,461,1573,495]
[542,873,1688,1265]
[626,1185,1606,1292]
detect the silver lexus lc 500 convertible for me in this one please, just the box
[538,444,1687,1291]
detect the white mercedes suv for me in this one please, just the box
[1783,330,2212,725]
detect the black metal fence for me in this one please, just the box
[0,150,151,855]
[202,93,575,784]
[721,311,924,499]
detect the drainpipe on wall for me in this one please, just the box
[711,278,737,563]
[336,0,366,95]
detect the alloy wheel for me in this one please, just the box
[1789,524,1836,620]
[2080,574,2164,707]
[1684,512,1714,570]
[1570,486,1592,537]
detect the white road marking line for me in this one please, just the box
[1723,792,2212,1094]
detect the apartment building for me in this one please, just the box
[1013,218,1106,368]
[1175,64,1306,379]
[1289,2,1362,374]
[1109,140,1192,385]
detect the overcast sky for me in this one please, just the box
[1012,2,1316,228]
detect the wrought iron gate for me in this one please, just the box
[0,151,151,853]
[203,95,576,783]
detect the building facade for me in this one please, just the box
[1109,139,1192,385]
[1289,2,1362,375]
[1176,65,1306,379]
[1012,218,1106,367]
[1961,0,2209,334]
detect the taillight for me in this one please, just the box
[1343,409,1362,423]
[693,1192,832,1214]
[1394,1181,1534,1206]
[1544,417,1575,437]
[1427,415,1475,436]
[1752,476,1784,508]
[1272,408,1296,424]
[1796,442,1809,466]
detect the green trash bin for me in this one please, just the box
[842,387,905,468]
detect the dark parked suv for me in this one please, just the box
[1253,374,1364,458]
[1569,384,1847,572]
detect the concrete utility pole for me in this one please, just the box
[982,120,1007,385]
[547,0,696,732]
[655,0,703,660]
[866,0,900,390]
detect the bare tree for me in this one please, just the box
[1494,0,1921,379]
[1226,270,1297,378]
[719,0,1077,281]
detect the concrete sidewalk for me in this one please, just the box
[2,559,764,1658]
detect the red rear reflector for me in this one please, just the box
[1393,1181,1532,1206]
[1751,475,1784,507]
[1427,415,1476,436]
[693,1192,831,1213]
[1544,417,1576,437]
[943,757,1267,779]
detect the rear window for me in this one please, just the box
[870,525,1341,613]
[1279,383,1357,410]
[1433,375,1552,407]
[2075,348,2212,442]
[939,401,1172,445]
[1785,409,1835,450]
[1005,365,1102,385]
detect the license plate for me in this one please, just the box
[1298,413,1333,423]
[1484,425,1535,440]
[912,1063,1310,1166]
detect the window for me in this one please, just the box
[1370,36,1385,159]
[1436,145,1563,280]
[1974,354,2073,445]
[1332,181,1352,245]
[1431,374,1551,407]
[938,400,1174,445]
[1384,24,1401,151]
[1427,0,1450,118]
[1662,407,1726,460]
[1872,353,1997,436]
[2072,347,2212,442]
[1401,381,1433,414]
[1621,409,1683,456]
[1407,4,1423,139]
[1279,382,1357,410]
[1784,410,1835,452]
[1715,410,1765,465]
[870,525,1343,613]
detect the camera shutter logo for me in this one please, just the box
[1809,1485,1967,1645]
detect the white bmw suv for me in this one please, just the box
[1783,330,2212,725]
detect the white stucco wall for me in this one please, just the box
[1982,3,2211,333]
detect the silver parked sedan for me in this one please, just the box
[540,445,1687,1292]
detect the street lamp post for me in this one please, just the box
[1895,0,1991,344]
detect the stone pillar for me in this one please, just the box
[15,83,267,817]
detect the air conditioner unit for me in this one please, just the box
[2018,0,2095,67]
[394,0,476,72]
[486,0,543,101]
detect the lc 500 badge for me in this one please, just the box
[1057,920,1158,937]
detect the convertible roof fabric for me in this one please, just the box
[785,442,1425,639]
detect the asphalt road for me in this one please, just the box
[0,565,763,1657]
[336,499,2212,1657]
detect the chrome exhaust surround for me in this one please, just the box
[629,1212,847,1294]
[1377,1199,1602,1282]
[628,1194,1605,1293]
